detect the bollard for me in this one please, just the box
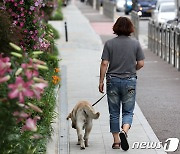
[169,25,175,66]
[65,21,68,42]
[152,21,156,53]
[158,23,162,57]
[148,20,151,50]
[154,22,159,55]
[148,19,154,51]
[176,27,180,71]
[174,27,178,69]
[165,25,170,63]
[161,24,166,60]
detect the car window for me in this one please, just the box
[160,4,175,12]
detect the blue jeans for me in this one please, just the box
[106,76,136,133]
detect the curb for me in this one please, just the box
[59,65,69,154]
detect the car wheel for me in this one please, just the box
[116,8,120,12]
[125,11,129,15]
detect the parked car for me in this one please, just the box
[151,0,175,19]
[124,0,132,15]
[116,0,125,12]
[153,2,177,23]
[134,0,157,17]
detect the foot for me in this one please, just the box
[112,143,120,149]
[119,130,129,151]
[84,140,88,147]
[80,146,85,150]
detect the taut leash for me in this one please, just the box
[92,93,107,106]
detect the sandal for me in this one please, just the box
[119,130,129,151]
[112,143,120,149]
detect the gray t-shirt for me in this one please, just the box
[101,35,145,78]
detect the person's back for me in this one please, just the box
[102,36,143,78]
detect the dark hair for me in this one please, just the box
[113,17,134,36]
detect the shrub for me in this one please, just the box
[47,23,60,39]
[49,0,63,20]
[0,7,23,55]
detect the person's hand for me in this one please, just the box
[99,82,104,93]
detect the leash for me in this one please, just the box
[92,93,107,106]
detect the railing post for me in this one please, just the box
[131,11,139,40]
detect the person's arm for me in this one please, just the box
[99,60,109,93]
[136,60,144,70]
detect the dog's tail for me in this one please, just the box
[84,106,100,119]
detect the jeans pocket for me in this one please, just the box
[127,85,136,96]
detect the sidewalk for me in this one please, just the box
[51,1,167,154]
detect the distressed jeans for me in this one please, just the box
[106,76,136,133]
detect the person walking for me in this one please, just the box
[99,17,145,150]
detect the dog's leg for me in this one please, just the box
[76,123,85,150]
[84,119,92,147]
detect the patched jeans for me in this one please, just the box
[106,76,136,133]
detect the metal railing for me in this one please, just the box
[148,19,180,71]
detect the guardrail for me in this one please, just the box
[131,11,139,40]
[148,19,180,71]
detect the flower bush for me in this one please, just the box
[0,0,61,153]
[0,7,23,55]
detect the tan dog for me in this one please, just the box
[67,101,100,150]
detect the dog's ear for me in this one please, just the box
[66,113,71,120]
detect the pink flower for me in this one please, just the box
[21,60,39,79]
[19,1,23,4]
[8,8,12,12]
[35,2,39,6]
[0,54,11,76]
[22,118,38,132]
[31,82,48,100]
[33,20,37,24]
[25,69,39,79]
[24,29,28,33]
[13,111,29,118]
[20,22,24,27]
[8,77,34,103]
[30,6,35,11]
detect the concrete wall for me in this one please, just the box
[103,0,115,19]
